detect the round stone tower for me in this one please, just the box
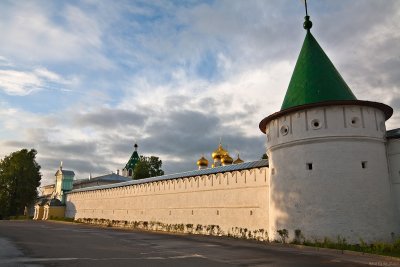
[259,15,399,243]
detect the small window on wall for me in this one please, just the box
[271,168,275,175]
[311,119,322,130]
[306,163,313,170]
[217,210,219,215]
[350,117,360,127]
[280,125,289,136]
[361,161,368,169]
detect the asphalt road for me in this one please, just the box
[0,220,399,267]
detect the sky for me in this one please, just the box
[0,0,399,186]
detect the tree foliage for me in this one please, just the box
[0,149,41,218]
[261,153,268,160]
[133,156,164,180]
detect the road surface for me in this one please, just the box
[0,220,399,266]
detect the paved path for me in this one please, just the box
[0,220,399,267]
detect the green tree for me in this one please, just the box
[261,153,268,160]
[0,149,41,218]
[133,156,164,180]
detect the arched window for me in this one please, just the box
[128,169,133,176]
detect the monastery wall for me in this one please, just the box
[66,167,270,239]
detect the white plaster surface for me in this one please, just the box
[66,168,270,236]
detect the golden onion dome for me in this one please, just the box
[212,148,222,159]
[221,154,233,165]
[233,154,244,164]
[212,143,228,160]
[197,156,208,167]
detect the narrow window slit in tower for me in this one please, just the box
[306,163,313,170]
[217,210,219,215]
[362,161,368,169]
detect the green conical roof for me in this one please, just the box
[259,15,393,134]
[125,144,140,170]
[281,28,356,111]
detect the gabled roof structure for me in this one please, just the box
[73,173,131,186]
[387,128,400,139]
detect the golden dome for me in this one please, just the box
[221,154,233,165]
[197,156,208,167]
[212,143,228,160]
[233,154,244,164]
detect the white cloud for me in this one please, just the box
[120,58,292,138]
[0,70,42,95]
[0,67,78,96]
[0,2,112,69]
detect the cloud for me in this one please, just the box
[0,67,78,96]
[75,108,147,129]
[0,1,399,186]
[305,1,400,108]
[0,70,42,95]
[0,2,112,69]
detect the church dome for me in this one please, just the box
[197,156,209,167]
[233,154,244,164]
[212,143,228,160]
[221,154,233,165]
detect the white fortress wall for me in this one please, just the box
[66,166,270,237]
[265,105,399,243]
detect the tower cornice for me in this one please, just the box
[259,100,393,134]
